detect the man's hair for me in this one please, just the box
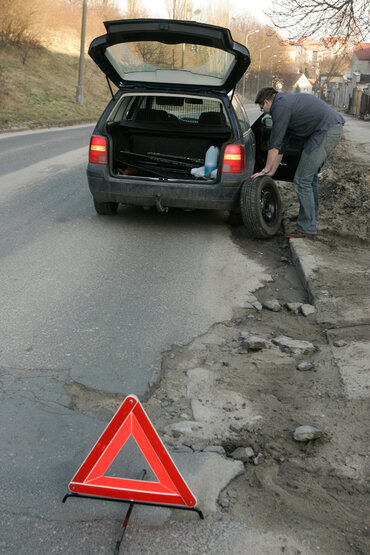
[255,87,277,104]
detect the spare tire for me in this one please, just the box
[240,176,282,238]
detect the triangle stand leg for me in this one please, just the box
[114,469,146,554]
[62,490,204,520]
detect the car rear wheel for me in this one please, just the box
[93,199,119,215]
[240,176,282,238]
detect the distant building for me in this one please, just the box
[283,37,325,75]
[352,43,370,77]
[320,37,346,57]
[275,73,313,94]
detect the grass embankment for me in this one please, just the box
[0,44,113,130]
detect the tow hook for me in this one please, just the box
[155,195,168,213]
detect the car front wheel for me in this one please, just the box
[93,199,119,215]
[240,176,282,238]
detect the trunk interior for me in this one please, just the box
[105,96,233,181]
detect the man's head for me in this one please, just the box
[255,87,277,114]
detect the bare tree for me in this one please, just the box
[268,0,369,42]
[123,0,148,18]
[0,0,41,48]
[166,0,193,20]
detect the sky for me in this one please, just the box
[115,0,273,26]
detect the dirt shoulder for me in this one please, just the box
[280,137,370,243]
[139,232,368,554]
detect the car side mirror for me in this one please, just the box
[261,114,273,128]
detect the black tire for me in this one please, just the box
[240,176,282,238]
[93,199,119,215]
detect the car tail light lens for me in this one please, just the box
[89,136,107,164]
[222,145,246,173]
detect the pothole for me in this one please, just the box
[65,382,122,420]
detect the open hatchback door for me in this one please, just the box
[88,19,250,94]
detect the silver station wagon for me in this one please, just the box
[87,19,300,238]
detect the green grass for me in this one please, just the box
[0,44,113,129]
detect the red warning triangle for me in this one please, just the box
[68,395,197,508]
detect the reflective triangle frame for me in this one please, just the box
[68,395,197,509]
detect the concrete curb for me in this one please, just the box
[288,238,318,305]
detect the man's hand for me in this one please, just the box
[251,148,282,180]
[251,170,267,179]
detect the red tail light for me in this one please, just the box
[89,135,107,164]
[222,144,246,173]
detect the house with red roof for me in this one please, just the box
[352,43,370,76]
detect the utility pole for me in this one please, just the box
[243,30,259,98]
[257,45,271,95]
[76,0,88,104]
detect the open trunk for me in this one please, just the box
[104,96,233,181]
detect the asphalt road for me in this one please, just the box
[0,124,270,553]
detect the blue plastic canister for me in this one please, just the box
[204,146,219,175]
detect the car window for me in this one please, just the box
[108,95,136,122]
[232,96,250,134]
[152,96,228,124]
[109,94,230,126]
[105,41,236,87]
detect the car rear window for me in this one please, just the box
[105,41,235,87]
[108,94,230,127]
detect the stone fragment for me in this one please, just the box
[204,445,226,455]
[300,304,316,317]
[240,332,270,352]
[252,301,263,312]
[173,444,193,453]
[227,489,238,501]
[245,295,258,304]
[262,299,282,312]
[285,302,303,314]
[230,446,255,462]
[333,340,347,347]
[296,361,316,372]
[229,422,244,433]
[216,377,231,384]
[167,420,204,435]
[293,425,322,442]
[241,302,254,309]
[218,497,229,509]
[272,335,316,354]
[253,453,264,465]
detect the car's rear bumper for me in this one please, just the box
[87,167,241,211]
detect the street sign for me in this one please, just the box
[68,394,197,508]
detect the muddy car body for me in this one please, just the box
[87,19,300,238]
